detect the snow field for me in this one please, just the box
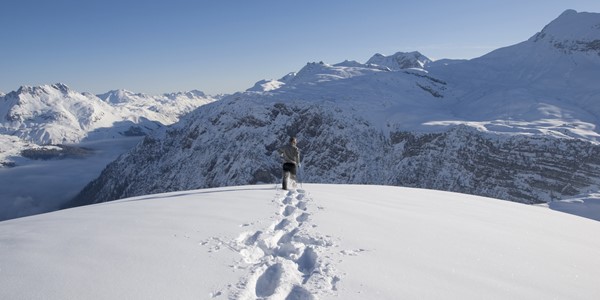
[0,184,599,300]
[309,185,600,299]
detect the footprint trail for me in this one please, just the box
[211,188,340,299]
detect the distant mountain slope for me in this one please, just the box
[0,84,120,144]
[0,83,219,170]
[0,84,217,145]
[3,185,600,299]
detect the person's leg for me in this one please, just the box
[289,164,297,186]
[282,169,288,190]
[282,163,293,190]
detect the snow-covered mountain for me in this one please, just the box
[3,185,600,299]
[0,84,217,145]
[425,9,600,139]
[0,84,218,166]
[71,10,600,207]
[96,89,213,124]
[0,84,218,221]
[0,83,122,144]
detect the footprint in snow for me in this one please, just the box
[283,196,294,205]
[285,285,314,300]
[296,212,310,223]
[297,247,318,278]
[296,201,308,211]
[255,263,284,298]
[282,205,296,216]
[275,219,292,231]
[240,231,262,246]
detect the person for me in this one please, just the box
[278,137,301,190]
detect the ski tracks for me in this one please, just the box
[203,189,340,299]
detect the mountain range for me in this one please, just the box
[0,84,219,220]
[0,84,218,166]
[70,10,600,207]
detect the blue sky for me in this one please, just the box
[1,0,599,95]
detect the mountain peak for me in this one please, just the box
[163,90,207,100]
[11,83,73,97]
[531,9,600,53]
[96,89,146,104]
[366,51,432,70]
[50,83,70,93]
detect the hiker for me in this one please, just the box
[278,137,301,190]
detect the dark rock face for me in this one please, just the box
[69,99,600,207]
[388,127,600,204]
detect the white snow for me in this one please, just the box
[1,184,599,299]
[247,79,287,92]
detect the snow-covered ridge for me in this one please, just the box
[3,185,600,299]
[247,52,427,92]
[96,88,215,124]
[366,51,432,70]
[283,61,388,86]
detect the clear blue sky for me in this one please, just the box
[1,0,599,95]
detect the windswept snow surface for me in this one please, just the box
[1,184,599,299]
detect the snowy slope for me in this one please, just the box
[426,9,600,141]
[1,184,599,299]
